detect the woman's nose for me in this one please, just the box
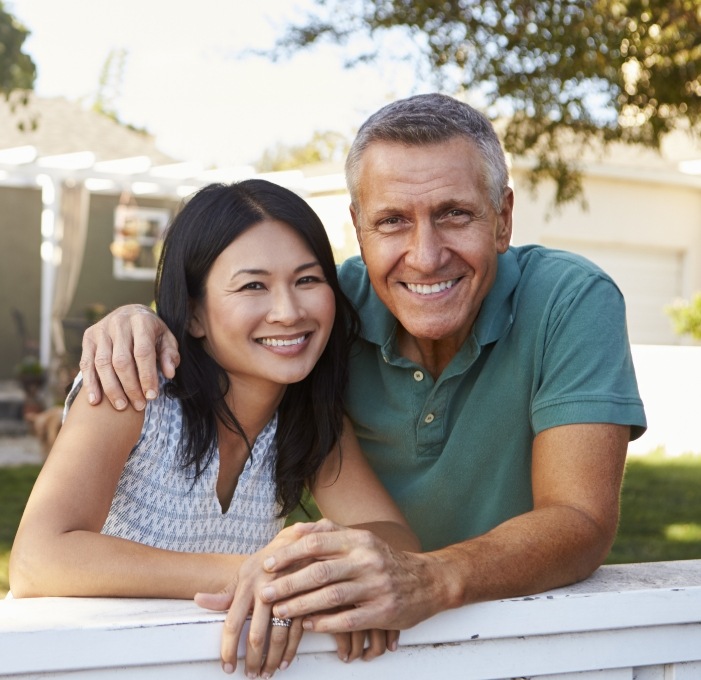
[266,288,305,325]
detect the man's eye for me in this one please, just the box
[377,217,404,231]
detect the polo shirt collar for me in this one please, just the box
[473,247,519,345]
[359,247,520,352]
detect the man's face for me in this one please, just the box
[351,138,513,350]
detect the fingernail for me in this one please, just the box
[279,661,289,671]
[341,655,349,663]
[223,663,234,674]
[263,556,275,569]
[145,390,157,400]
[247,672,257,679]
[134,400,145,411]
[88,392,96,404]
[389,640,398,652]
[115,399,127,410]
[302,620,313,631]
[262,673,271,679]
[261,586,275,601]
[274,604,287,617]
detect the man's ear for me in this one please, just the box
[496,187,514,253]
[350,204,365,263]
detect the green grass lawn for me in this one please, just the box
[2,452,701,596]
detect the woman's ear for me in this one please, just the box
[188,301,206,338]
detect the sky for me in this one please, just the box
[7,0,428,168]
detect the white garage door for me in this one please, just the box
[544,242,683,345]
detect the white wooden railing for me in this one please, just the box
[1,559,700,679]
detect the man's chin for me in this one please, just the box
[398,320,471,345]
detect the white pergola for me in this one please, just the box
[0,145,346,377]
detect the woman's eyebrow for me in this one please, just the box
[230,261,320,278]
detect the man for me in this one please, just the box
[81,93,646,635]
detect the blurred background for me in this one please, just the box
[2,0,701,597]
[0,0,700,454]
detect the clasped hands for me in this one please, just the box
[195,518,419,677]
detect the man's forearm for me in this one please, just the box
[428,503,615,612]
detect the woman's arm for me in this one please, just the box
[310,416,420,552]
[9,387,245,599]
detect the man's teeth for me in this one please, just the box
[406,279,458,295]
[259,336,307,347]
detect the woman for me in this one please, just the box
[10,180,419,677]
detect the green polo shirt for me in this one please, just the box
[338,245,647,551]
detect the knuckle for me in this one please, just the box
[309,560,333,585]
[93,350,114,369]
[322,585,346,608]
[133,343,156,360]
[78,356,93,372]
[303,532,325,553]
[223,618,239,633]
[247,630,266,650]
[111,352,134,371]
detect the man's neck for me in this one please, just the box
[397,326,467,380]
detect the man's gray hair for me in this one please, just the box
[346,93,509,213]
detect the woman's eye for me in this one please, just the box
[298,275,323,285]
[241,282,264,291]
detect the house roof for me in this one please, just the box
[0,93,177,164]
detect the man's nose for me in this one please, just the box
[405,220,445,272]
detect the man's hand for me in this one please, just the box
[80,304,179,411]
[259,520,439,634]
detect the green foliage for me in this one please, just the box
[0,464,40,596]
[257,130,350,172]
[666,292,701,341]
[274,0,701,204]
[0,1,37,132]
[607,452,701,564]
[0,1,36,96]
[93,49,127,122]
[3,454,701,595]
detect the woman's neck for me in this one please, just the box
[222,375,285,444]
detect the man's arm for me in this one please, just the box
[80,304,179,411]
[257,422,629,632]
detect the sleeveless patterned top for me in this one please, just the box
[66,375,284,554]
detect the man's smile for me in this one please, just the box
[404,278,460,295]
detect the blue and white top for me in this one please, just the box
[66,375,284,554]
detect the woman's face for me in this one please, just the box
[189,218,336,400]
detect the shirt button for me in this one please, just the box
[413,370,424,381]
[424,413,435,424]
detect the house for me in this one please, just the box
[2,94,700,397]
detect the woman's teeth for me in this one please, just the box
[258,336,307,347]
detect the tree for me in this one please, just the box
[273,0,701,204]
[93,48,128,122]
[257,130,350,172]
[0,1,36,100]
[667,294,701,341]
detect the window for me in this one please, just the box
[111,205,170,280]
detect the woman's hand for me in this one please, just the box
[195,524,310,676]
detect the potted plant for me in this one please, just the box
[15,355,46,417]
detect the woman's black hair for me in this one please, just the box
[155,179,359,516]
